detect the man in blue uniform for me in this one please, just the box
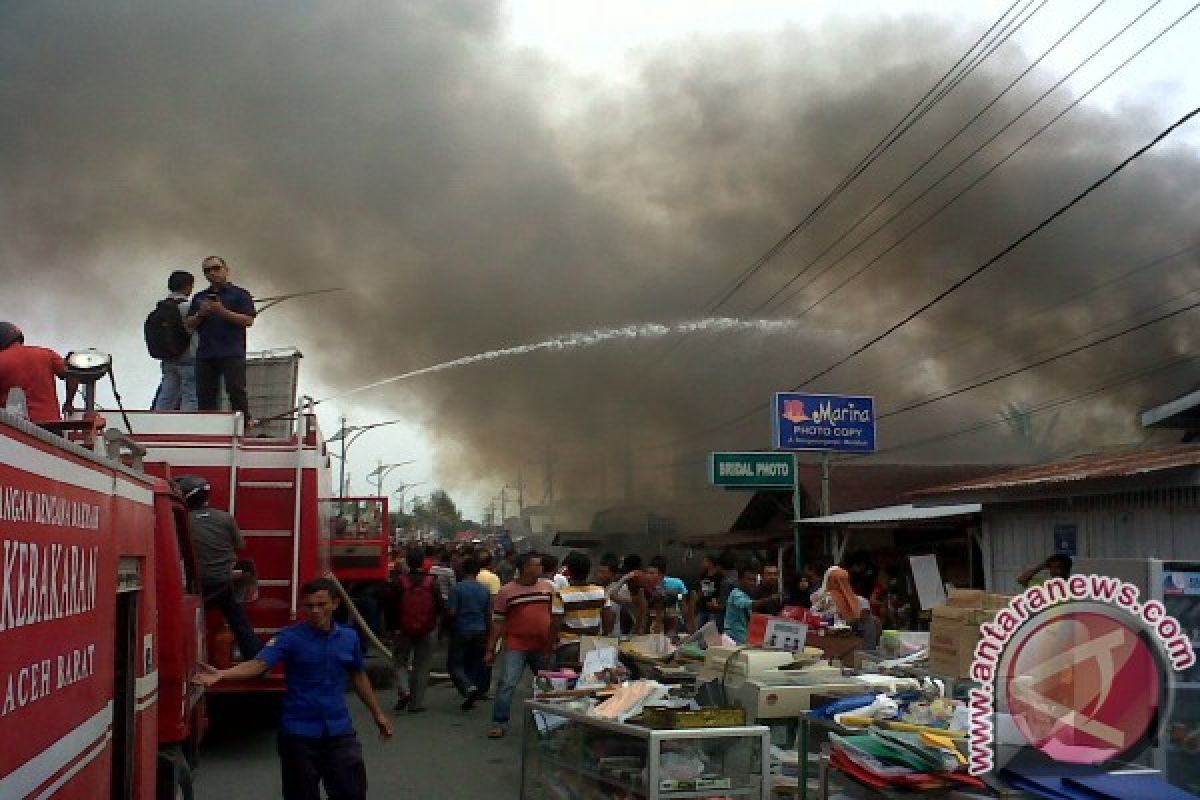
[186,254,256,419]
[195,577,393,800]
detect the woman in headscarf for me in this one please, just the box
[812,566,880,648]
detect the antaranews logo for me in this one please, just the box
[967,575,1196,774]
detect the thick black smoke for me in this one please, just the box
[2,2,1198,510]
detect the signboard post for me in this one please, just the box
[771,392,877,577]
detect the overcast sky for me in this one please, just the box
[3,1,1199,521]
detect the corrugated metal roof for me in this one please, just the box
[799,503,981,525]
[913,445,1200,499]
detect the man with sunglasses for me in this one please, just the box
[186,255,256,420]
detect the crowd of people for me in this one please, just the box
[371,541,911,740]
[183,538,927,800]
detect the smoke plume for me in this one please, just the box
[3,1,1199,513]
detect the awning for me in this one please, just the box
[1142,388,1200,429]
[799,503,980,526]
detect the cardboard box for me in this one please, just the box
[928,590,1008,679]
[983,592,1013,610]
[945,588,985,607]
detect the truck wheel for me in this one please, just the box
[157,749,194,800]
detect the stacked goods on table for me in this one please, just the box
[810,685,969,731]
[827,729,983,791]
[806,685,1000,796]
[620,634,680,673]
[856,631,932,675]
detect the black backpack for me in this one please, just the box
[144,298,191,360]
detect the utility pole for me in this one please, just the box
[517,471,524,515]
[338,414,347,499]
[820,452,832,516]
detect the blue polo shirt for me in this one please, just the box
[257,621,364,737]
[448,577,492,635]
[189,282,256,359]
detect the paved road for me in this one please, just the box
[193,656,526,799]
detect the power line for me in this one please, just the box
[858,350,1200,459]
[652,105,1200,449]
[632,1,1041,375]
[768,0,1186,317]
[649,350,1200,472]
[699,0,1037,315]
[752,0,1112,313]
[922,0,1050,110]
[878,276,1200,418]
[877,293,1200,420]
[864,243,1200,393]
[652,255,1200,466]
[795,104,1200,389]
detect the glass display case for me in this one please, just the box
[1072,558,1200,792]
[1161,566,1200,796]
[522,699,771,800]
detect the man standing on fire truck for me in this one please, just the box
[196,577,394,800]
[186,254,256,419]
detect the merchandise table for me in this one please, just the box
[521,698,772,800]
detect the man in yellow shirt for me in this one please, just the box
[476,548,502,596]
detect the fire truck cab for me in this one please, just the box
[0,410,206,799]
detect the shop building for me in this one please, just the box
[914,444,1200,591]
[677,463,1004,587]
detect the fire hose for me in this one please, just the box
[327,573,393,659]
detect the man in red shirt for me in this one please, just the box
[485,552,554,739]
[0,323,75,423]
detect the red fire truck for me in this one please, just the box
[117,414,396,690]
[117,404,338,691]
[0,349,393,796]
[0,410,205,799]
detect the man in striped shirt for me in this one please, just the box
[551,551,615,667]
[485,552,555,738]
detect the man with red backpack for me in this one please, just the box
[390,547,443,713]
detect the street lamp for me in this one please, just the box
[367,461,415,496]
[328,416,408,498]
[392,481,426,511]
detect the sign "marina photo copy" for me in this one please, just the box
[772,392,876,453]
